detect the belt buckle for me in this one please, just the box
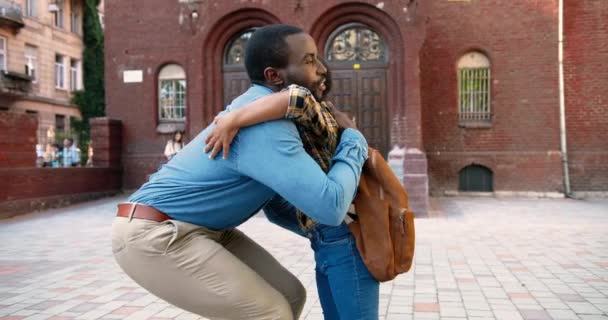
[128,203,138,222]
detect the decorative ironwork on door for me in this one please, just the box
[326,25,387,62]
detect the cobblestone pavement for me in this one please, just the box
[0,196,607,320]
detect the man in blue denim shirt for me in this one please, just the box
[111,25,368,320]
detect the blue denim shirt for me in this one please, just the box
[129,85,368,230]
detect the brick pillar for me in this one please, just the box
[403,148,429,217]
[0,111,38,168]
[90,117,122,168]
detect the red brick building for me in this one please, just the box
[103,0,608,215]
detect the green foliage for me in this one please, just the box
[71,0,105,164]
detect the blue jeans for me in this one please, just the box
[308,223,379,320]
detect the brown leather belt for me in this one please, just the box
[116,203,171,222]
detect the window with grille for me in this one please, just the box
[55,54,65,89]
[0,37,6,72]
[158,64,187,121]
[25,45,38,82]
[457,52,491,124]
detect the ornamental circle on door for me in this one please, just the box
[324,23,389,156]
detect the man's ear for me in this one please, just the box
[263,67,285,86]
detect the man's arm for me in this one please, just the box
[237,121,367,226]
[205,85,333,159]
[263,195,306,237]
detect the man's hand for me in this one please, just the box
[326,101,357,130]
[204,113,239,159]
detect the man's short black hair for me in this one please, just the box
[244,24,304,83]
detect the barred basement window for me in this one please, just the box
[459,164,493,192]
[158,64,187,121]
[458,52,491,125]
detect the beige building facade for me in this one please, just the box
[0,0,103,146]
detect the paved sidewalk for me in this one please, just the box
[0,196,607,320]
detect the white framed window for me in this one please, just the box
[0,37,6,72]
[55,54,65,89]
[70,58,80,90]
[54,2,64,28]
[70,0,80,34]
[25,45,38,82]
[158,64,187,121]
[458,51,491,124]
[25,0,36,17]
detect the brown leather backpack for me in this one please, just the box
[348,148,416,282]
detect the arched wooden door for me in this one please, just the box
[222,28,256,106]
[324,24,389,156]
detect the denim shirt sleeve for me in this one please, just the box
[237,122,368,226]
[263,195,306,237]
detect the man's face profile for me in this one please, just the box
[280,33,327,100]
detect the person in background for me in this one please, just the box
[36,144,44,167]
[86,143,94,167]
[164,130,185,160]
[42,144,58,168]
[60,138,81,167]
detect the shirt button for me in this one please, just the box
[307,233,312,238]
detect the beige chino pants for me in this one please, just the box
[111,217,306,320]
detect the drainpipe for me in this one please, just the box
[558,0,572,197]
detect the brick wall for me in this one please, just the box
[104,0,429,215]
[0,111,37,168]
[421,0,564,194]
[564,0,608,191]
[0,167,122,218]
[0,117,124,218]
[90,117,123,168]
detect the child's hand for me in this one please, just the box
[204,114,239,159]
[326,102,357,130]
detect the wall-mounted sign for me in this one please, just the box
[123,70,143,83]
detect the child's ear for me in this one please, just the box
[263,67,284,86]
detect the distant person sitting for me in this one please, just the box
[36,144,44,167]
[86,143,94,167]
[164,130,184,160]
[60,138,81,167]
[42,143,59,168]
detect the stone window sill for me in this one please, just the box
[458,121,492,129]
[156,121,185,134]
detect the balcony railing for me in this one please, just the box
[0,71,32,96]
[0,0,25,30]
